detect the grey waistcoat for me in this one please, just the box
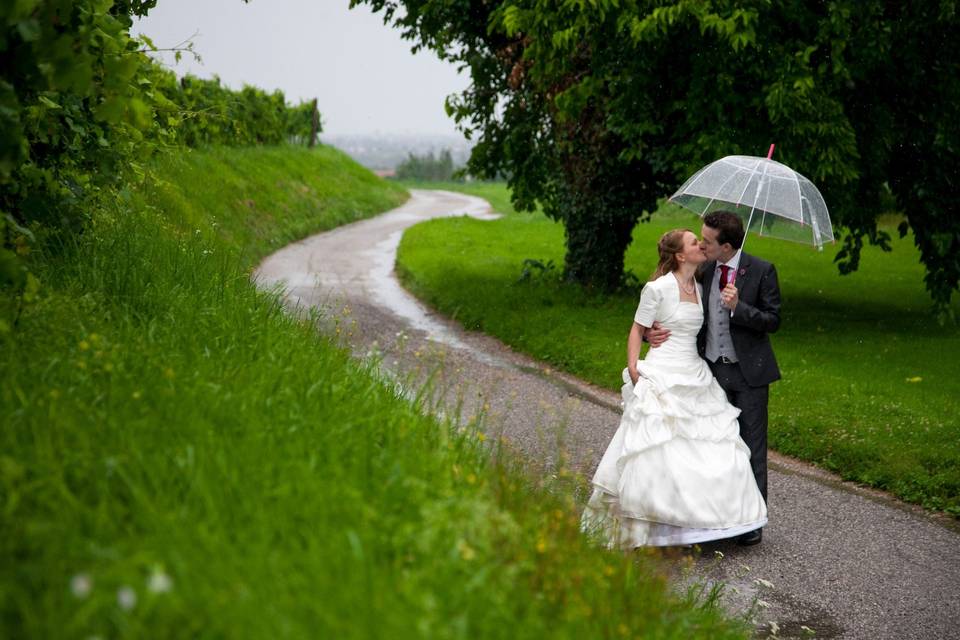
[705,274,738,363]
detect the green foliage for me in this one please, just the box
[0,0,322,330]
[1,1,159,230]
[285,98,321,147]
[395,183,960,516]
[0,146,746,640]
[144,64,322,148]
[357,0,960,315]
[394,149,457,181]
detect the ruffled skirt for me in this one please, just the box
[581,353,767,548]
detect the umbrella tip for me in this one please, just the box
[767,143,776,160]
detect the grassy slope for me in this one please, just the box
[396,182,960,516]
[145,145,409,263]
[0,150,744,638]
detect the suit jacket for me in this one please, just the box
[697,252,781,387]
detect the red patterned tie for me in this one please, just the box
[719,264,731,290]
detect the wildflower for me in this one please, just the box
[117,585,137,610]
[536,538,547,553]
[70,573,92,599]
[79,340,90,351]
[714,550,724,559]
[147,566,173,594]
[768,621,780,635]
[132,390,142,400]
[756,599,771,608]
[754,578,775,589]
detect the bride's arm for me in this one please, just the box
[627,322,645,384]
[629,279,661,383]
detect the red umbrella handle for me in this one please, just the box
[767,143,776,159]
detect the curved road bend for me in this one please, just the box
[254,189,960,640]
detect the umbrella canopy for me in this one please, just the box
[669,152,833,249]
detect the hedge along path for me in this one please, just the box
[255,189,960,640]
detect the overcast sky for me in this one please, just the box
[133,1,471,137]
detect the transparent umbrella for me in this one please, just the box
[669,145,834,251]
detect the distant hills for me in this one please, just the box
[320,132,473,172]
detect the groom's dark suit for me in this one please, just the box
[697,252,781,500]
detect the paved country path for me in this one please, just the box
[255,189,960,640]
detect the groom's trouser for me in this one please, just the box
[709,360,769,502]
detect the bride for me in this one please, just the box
[581,229,767,548]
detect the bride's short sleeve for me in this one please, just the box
[633,282,661,327]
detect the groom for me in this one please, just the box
[649,210,781,546]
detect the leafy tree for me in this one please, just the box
[395,149,457,181]
[356,0,959,315]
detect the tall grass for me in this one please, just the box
[395,183,960,516]
[0,149,745,638]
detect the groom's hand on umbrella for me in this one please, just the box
[721,284,739,310]
[645,322,671,348]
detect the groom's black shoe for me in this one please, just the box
[737,528,762,546]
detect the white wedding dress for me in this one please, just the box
[581,276,767,548]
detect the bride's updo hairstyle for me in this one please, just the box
[650,228,693,281]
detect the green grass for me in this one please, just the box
[142,145,409,264]
[396,182,960,516]
[1,151,745,638]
